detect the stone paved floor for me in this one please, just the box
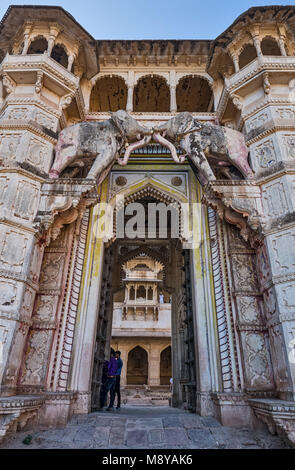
[0,406,289,449]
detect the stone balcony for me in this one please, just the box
[1,53,80,92]
[223,55,295,94]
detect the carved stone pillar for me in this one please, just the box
[148,345,160,386]
[226,225,274,394]
[67,53,76,73]
[170,86,177,113]
[126,86,134,113]
[245,79,295,401]
[126,71,134,112]
[249,25,262,57]
[169,70,177,113]
[227,48,239,73]
[277,25,287,56]
[22,34,30,55]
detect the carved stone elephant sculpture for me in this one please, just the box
[49,110,152,183]
[153,112,254,184]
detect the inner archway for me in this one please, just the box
[127,346,148,385]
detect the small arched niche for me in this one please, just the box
[133,75,170,112]
[90,75,127,112]
[51,44,68,68]
[127,346,148,385]
[239,43,257,69]
[176,75,213,112]
[27,36,48,54]
[261,37,281,56]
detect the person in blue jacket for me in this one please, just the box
[100,349,118,410]
[114,350,123,409]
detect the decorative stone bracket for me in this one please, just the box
[202,180,265,246]
[33,178,99,245]
[249,399,295,447]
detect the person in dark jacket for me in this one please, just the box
[99,357,109,407]
[100,349,118,410]
[114,350,123,409]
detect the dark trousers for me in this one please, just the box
[114,375,121,408]
[100,377,116,408]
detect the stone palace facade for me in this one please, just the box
[111,256,171,388]
[0,4,295,446]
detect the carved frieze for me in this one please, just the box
[2,107,30,120]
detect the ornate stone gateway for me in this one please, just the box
[0,4,295,447]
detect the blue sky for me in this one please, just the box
[0,1,291,39]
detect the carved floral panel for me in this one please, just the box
[241,331,273,390]
[231,254,258,291]
[21,330,52,385]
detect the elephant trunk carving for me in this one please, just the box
[153,132,185,163]
[154,113,254,183]
[117,135,152,165]
[49,110,152,182]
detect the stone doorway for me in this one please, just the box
[90,191,197,411]
[127,346,148,385]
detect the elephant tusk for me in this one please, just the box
[153,132,183,164]
[117,135,152,166]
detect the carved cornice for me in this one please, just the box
[0,166,45,183]
[246,125,295,146]
[249,398,295,446]
[1,96,61,119]
[0,121,57,144]
[0,395,46,410]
